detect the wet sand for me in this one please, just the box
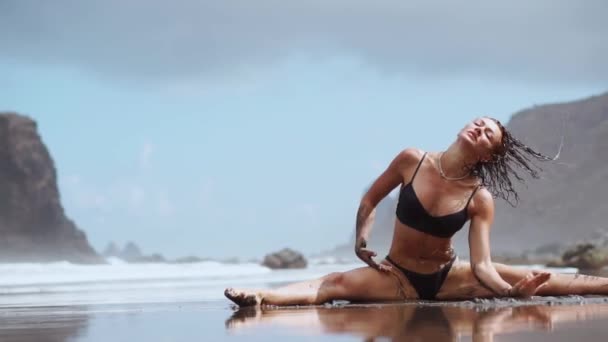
[2,296,608,342]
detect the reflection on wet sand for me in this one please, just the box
[226,302,608,341]
[0,307,89,342]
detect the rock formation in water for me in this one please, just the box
[121,241,143,261]
[103,241,120,258]
[262,248,307,269]
[102,240,167,263]
[547,243,608,270]
[0,113,102,263]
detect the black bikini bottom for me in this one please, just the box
[385,255,456,300]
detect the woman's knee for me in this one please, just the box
[315,272,350,302]
[323,272,347,287]
[322,271,364,294]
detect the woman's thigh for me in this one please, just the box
[331,265,417,302]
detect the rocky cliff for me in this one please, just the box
[327,92,608,259]
[0,113,101,263]
[488,92,608,255]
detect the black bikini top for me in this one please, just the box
[396,153,479,238]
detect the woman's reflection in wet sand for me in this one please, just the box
[226,302,608,341]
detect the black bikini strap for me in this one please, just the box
[411,153,427,181]
[465,186,480,207]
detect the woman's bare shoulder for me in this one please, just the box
[394,147,426,166]
[470,187,495,217]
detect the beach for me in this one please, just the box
[3,2,608,340]
[1,260,608,341]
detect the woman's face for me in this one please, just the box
[458,117,503,160]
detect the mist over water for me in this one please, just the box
[0,259,578,309]
[0,260,365,308]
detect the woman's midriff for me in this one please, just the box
[387,221,456,274]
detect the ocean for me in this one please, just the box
[0,258,369,308]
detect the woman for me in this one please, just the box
[225,117,608,306]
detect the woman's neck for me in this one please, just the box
[439,144,478,180]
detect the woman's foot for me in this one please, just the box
[224,288,262,307]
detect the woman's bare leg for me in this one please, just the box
[495,263,608,296]
[225,266,409,306]
[438,261,608,300]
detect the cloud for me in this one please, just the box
[199,178,215,210]
[61,174,158,217]
[1,0,606,84]
[127,185,146,212]
[291,203,320,224]
[60,174,110,211]
[139,142,154,169]
[155,192,175,218]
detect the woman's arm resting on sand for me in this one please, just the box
[468,189,551,297]
[355,148,418,269]
[468,189,513,295]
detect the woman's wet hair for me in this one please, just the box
[469,118,557,206]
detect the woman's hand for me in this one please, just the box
[507,272,551,298]
[355,240,391,272]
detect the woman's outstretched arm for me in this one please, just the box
[355,148,419,269]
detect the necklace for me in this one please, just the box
[438,152,471,181]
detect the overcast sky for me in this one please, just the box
[0,1,606,259]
